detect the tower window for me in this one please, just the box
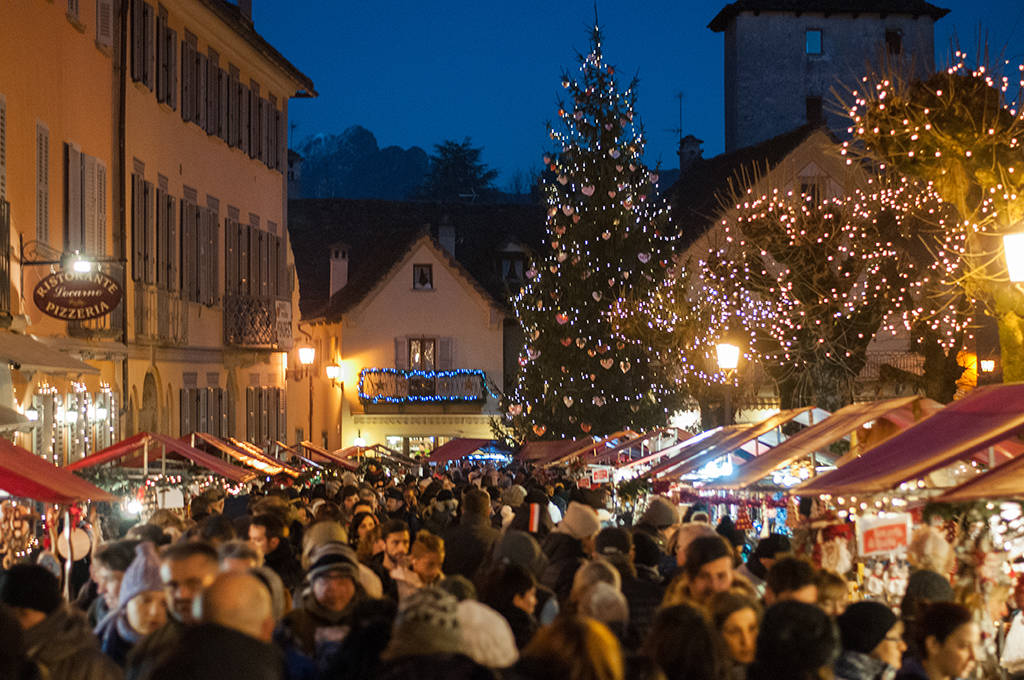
[885,30,903,55]
[806,97,824,125]
[413,264,433,290]
[806,29,822,55]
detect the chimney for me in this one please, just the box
[678,134,704,173]
[238,0,252,21]
[329,243,349,297]
[437,215,456,256]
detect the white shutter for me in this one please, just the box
[0,95,6,200]
[96,0,114,46]
[36,123,49,242]
[438,337,453,370]
[83,155,98,255]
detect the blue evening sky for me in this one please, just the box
[257,1,1024,189]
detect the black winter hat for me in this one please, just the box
[750,601,839,678]
[0,564,62,615]
[632,531,662,567]
[837,601,898,654]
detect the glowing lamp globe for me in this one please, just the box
[1004,233,1024,283]
[325,364,341,380]
[297,346,316,366]
[716,342,740,371]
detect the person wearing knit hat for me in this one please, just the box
[456,599,519,669]
[0,564,121,680]
[835,601,904,680]
[540,502,601,605]
[96,541,167,666]
[275,541,367,670]
[748,601,840,680]
[639,495,679,534]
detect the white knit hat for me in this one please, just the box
[456,600,519,669]
[559,501,601,540]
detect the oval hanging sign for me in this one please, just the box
[33,271,123,321]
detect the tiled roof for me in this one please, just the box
[708,0,949,31]
[287,199,546,321]
[667,124,819,247]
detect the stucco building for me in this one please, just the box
[0,0,314,463]
[288,199,543,455]
[709,0,948,151]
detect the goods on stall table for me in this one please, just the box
[0,501,37,569]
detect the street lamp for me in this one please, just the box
[716,341,740,426]
[298,346,315,442]
[1004,233,1024,283]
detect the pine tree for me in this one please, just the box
[500,25,677,441]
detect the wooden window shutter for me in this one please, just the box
[95,162,107,256]
[64,144,83,253]
[258,229,269,297]
[96,0,114,47]
[248,82,259,159]
[394,338,408,369]
[209,210,219,305]
[196,207,208,302]
[277,234,287,298]
[178,389,189,436]
[154,10,166,101]
[228,68,239,148]
[276,109,285,172]
[144,180,156,284]
[438,337,453,370]
[196,52,207,130]
[165,194,176,292]
[223,218,234,295]
[180,39,192,122]
[142,3,155,90]
[277,388,286,443]
[245,387,255,443]
[154,187,165,288]
[218,69,229,141]
[83,155,98,256]
[36,123,49,243]
[130,0,143,83]
[206,50,218,136]
[131,175,143,281]
[0,95,6,200]
[248,223,259,296]
[239,83,249,155]
[166,28,177,110]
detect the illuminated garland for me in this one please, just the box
[358,368,491,404]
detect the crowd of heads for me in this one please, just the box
[0,462,994,680]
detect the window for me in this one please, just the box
[409,338,436,370]
[36,122,49,243]
[155,7,177,109]
[225,217,287,299]
[805,29,822,55]
[806,96,824,125]
[502,254,525,282]
[130,172,155,283]
[413,264,433,290]
[180,195,218,305]
[67,0,80,23]
[64,144,107,256]
[245,386,285,446]
[96,0,114,47]
[130,0,155,89]
[180,386,230,438]
[885,30,903,55]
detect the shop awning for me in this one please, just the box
[667,408,812,479]
[427,438,491,464]
[190,433,301,477]
[937,449,1024,502]
[67,432,256,483]
[272,441,324,470]
[543,430,635,468]
[798,384,1024,496]
[0,438,114,503]
[616,431,695,471]
[0,331,99,374]
[0,405,31,432]
[517,439,590,465]
[584,428,668,465]
[647,426,744,478]
[298,441,359,470]
[718,396,920,490]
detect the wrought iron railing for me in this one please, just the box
[224,294,288,348]
[359,368,487,404]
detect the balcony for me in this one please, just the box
[224,294,292,350]
[134,284,187,344]
[359,368,487,405]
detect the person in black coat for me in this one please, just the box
[540,502,601,604]
[443,488,499,581]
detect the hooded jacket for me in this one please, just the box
[23,605,121,680]
[442,513,499,581]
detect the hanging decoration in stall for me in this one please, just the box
[0,501,38,569]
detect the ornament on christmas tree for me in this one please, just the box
[736,506,753,531]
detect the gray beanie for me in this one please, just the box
[559,502,601,540]
[118,541,163,608]
[641,495,679,529]
[381,587,463,660]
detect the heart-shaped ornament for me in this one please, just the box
[533,424,546,437]
[549,265,558,273]
[508,404,523,416]
[526,268,537,279]
[604,123,613,130]
[572,214,581,223]
[587,349,597,357]
[563,396,573,407]
[562,206,573,216]
[551,240,560,249]
[592,291,602,301]
[638,252,651,263]
[602,231,611,240]
[601,358,614,369]
[649,173,659,183]
[560,338,572,347]
[557,252,568,262]
[592,396,605,407]
[609,149,620,158]
[619,360,631,373]
[615,165,623,172]
[554,225,566,235]
[608,278,616,287]
[555,313,569,325]
[574,111,583,120]
[581,423,592,433]
[608,190,616,198]
[581,185,595,196]
[543,155,551,165]
[557,175,568,185]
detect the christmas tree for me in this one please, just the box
[500,25,677,441]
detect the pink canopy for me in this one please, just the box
[718,396,920,490]
[427,438,491,464]
[616,430,695,471]
[646,426,746,478]
[299,442,359,470]
[0,438,114,504]
[67,432,256,483]
[518,439,590,465]
[798,384,1024,495]
[543,431,635,468]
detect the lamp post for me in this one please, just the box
[716,341,740,426]
[298,346,315,442]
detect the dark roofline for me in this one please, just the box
[199,0,317,96]
[708,1,950,32]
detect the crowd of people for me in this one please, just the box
[0,460,1003,680]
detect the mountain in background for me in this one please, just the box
[294,126,430,200]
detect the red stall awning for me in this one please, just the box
[517,439,590,465]
[299,441,359,470]
[798,384,1024,496]
[0,438,114,504]
[427,438,491,464]
[191,433,301,477]
[67,432,257,483]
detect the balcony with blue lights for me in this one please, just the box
[358,368,491,410]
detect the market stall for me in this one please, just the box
[67,432,256,483]
[517,438,591,465]
[297,441,359,471]
[271,441,325,470]
[189,432,301,478]
[541,430,636,468]
[0,437,113,505]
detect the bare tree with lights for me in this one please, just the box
[841,50,1024,379]
[499,25,677,441]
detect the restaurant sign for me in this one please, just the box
[33,271,123,321]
